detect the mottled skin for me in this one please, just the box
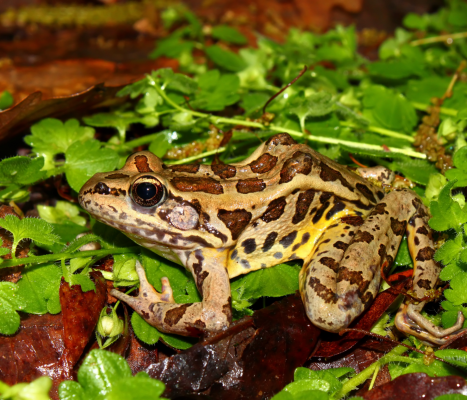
[79,133,464,344]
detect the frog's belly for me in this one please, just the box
[227,206,362,279]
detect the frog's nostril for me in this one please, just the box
[94,182,111,195]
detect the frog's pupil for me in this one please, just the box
[136,182,157,200]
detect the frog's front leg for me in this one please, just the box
[110,248,231,336]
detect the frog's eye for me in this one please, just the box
[131,176,165,207]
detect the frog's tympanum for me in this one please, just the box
[79,133,464,345]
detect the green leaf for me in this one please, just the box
[429,181,467,232]
[59,380,86,400]
[131,312,161,345]
[150,36,195,59]
[388,158,437,186]
[64,139,119,192]
[315,44,353,64]
[426,173,448,202]
[159,332,196,350]
[190,70,240,111]
[436,234,465,266]
[448,1,467,27]
[394,237,412,267]
[135,88,163,115]
[240,92,270,115]
[0,157,46,202]
[231,263,299,301]
[25,119,95,170]
[363,86,417,134]
[205,45,247,72]
[117,76,151,99]
[39,223,88,253]
[434,395,467,400]
[0,184,30,203]
[67,349,132,400]
[0,156,46,186]
[148,131,172,158]
[211,25,247,45]
[287,92,334,131]
[446,147,467,188]
[445,273,467,306]
[151,69,198,95]
[106,375,165,400]
[69,257,92,274]
[237,47,273,91]
[1,376,53,400]
[314,66,349,91]
[0,282,26,335]
[17,263,62,314]
[70,274,96,293]
[112,254,138,287]
[405,76,450,105]
[0,90,13,110]
[83,113,145,139]
[293,368,343,394]
[403,13,429,30]
[0,215,62,258]
[277,379,331,397]
[38,201,86,227]
[368,60,424,80]
[435,349,467,372]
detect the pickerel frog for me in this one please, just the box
[79,133,464,345]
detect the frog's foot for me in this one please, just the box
[110,260,175,307]
[395,303,466,346]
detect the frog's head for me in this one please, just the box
[78,151,221,252]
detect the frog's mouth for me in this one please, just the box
[93,214,206,251]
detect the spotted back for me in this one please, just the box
[78,133,384,276]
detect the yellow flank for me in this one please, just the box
[226,206,358,279]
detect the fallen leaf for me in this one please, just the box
[363,372,467,400]
[59,270,107,373]
[146,293,321,399]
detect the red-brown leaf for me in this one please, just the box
[59,271,107,372]
[146,293,320,399]
[363,373,467,400]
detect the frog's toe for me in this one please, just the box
[133,260,174,304]
[160,277,175,303]
[395,303,467,346]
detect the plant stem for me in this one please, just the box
[148,79,427,160]
[334,345,420,399]
[0,246,140,269]
[165,147,227,165]
[125,133,162,149]
[268,125,426,159]
[410,31,467,46]
[368,364,380,391]
[210,116,264,129]
[411,101,458,116]
[339,121,415,142]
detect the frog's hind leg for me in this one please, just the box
[301,189,420,333]
[299,214,382,333]
[394,196,465,345]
